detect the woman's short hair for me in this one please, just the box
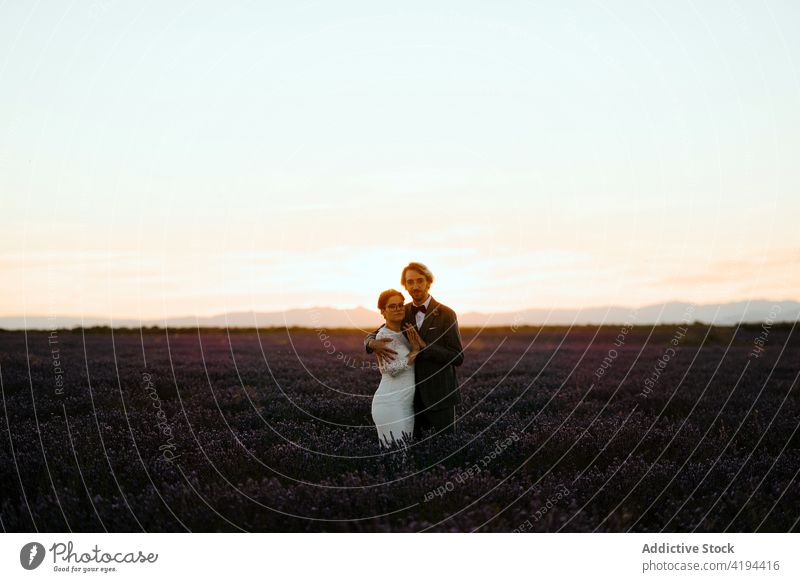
[377,289,405,311]
[400,262,434,287]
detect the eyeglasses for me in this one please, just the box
[384,303,405,312]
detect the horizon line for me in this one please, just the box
[2,297,799,322]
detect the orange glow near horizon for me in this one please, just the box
[1,3,799,320]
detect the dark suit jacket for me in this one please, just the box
[365,296,464,411]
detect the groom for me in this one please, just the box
[365,262,464,438]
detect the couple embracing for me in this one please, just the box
[365,262,465,451]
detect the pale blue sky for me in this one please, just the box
[2,0,798,319]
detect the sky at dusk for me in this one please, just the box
[2,1,799,322]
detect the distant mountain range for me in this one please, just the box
[1,300,797,330]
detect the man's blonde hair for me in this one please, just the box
[401,262,434,287]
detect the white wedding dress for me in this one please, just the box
[371,326,415,449]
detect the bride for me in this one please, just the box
[371,289,425,451]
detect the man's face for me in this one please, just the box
[403,269,431,302]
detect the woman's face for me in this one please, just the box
[381,295,406,324]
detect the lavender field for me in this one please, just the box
[1,324,798,532]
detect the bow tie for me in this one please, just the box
[411,304,427,315]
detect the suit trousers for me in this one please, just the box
[413,404,456,438]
